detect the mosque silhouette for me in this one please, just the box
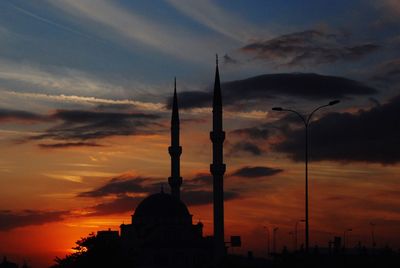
[93,57,232,268]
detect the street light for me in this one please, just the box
[343,228,352,249]
[263,226,270,257]
[289,232,295,250]
[370,222,376,248]
[273,227,279,254]
[295,219,305,251]
[272,100,340,253]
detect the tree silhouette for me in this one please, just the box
[51,232,131,268]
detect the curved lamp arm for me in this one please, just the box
[272,107,306,126]
[307,100,340,125]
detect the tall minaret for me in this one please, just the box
[210,55,226,260]
[168,77,183,199]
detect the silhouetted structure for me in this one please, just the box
[0,257,17,268]
[53,62,241,268]
[119,79,212,267]
[210,54,227,262]
[168,77,183,199]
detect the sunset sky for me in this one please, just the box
[1,0,400,266]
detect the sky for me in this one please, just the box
[0,0,400,266]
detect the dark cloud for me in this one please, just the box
[223,54,238,65]
[87,189,240,216]
[189,173,213,185]
[181,190,240,206]
[0,108,46,123]
[228,141,263,156]
[0,210,67,231]
[241,30,380,66]
[31,109,161,142]
[38,142,103,149]
[79,176,156,197]
[88,195,143,216]
[166,91,211,109]
[229,114,300,145]
[370,59,400,84]
[275,94,400,164]
[231,166,283,178]
[231,126,270,140]
[172,73,377,109]
[222,73,377,101]
[78,172,241,215]
[95,103,135,111]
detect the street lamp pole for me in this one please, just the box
[273,227,279,254]
[343,228,352,249]
[263,226,270,257]
[272,100,340,253]
[370,222,376,248]
[295,219,305,251]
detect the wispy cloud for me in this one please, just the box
[165,0,262,42]
[8,2,93,39]
[47,0,222,62]
[0,59,128,97]
[38,142,103,149]
[2,91,165,113]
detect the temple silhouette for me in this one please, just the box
[93,57,230,267]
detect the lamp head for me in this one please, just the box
[272,107,283,111]
[329,100,340,106]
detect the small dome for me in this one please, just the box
[132,192,190,223]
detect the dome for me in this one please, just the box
[132,192,191,223]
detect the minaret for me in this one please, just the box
[210,55,226,260]
[168,77,183,199]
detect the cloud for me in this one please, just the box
[86,189,240,216]
[2,91,165,113]
[370,58,400,84]
[0,108,47,123]
[374,0,400,17]
[231,166,283,178]
[172,73,377,109]
[165,0,261,42]
[87,195,143,216]
[167,91,211,109]
[0,59,130,98]
[222,73,377,101]
[274,94,400,164]
[223,54,238,65]
[189,173,213,185]
[30,109,161,142]
[79,176,154,198]
[78,172,241,215]
[181,190,239,206]
[47,0,221,62]
[38,142,103,149]
[231,126,270,140]
[241,30,380,66]
[9,2,93,39]
[0,210,67,231]
[228,141,263,156]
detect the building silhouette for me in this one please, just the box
[210,55,226,262]
[115,60,226,267]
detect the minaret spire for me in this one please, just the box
[168,77,183,199]
[210,54,226,261]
